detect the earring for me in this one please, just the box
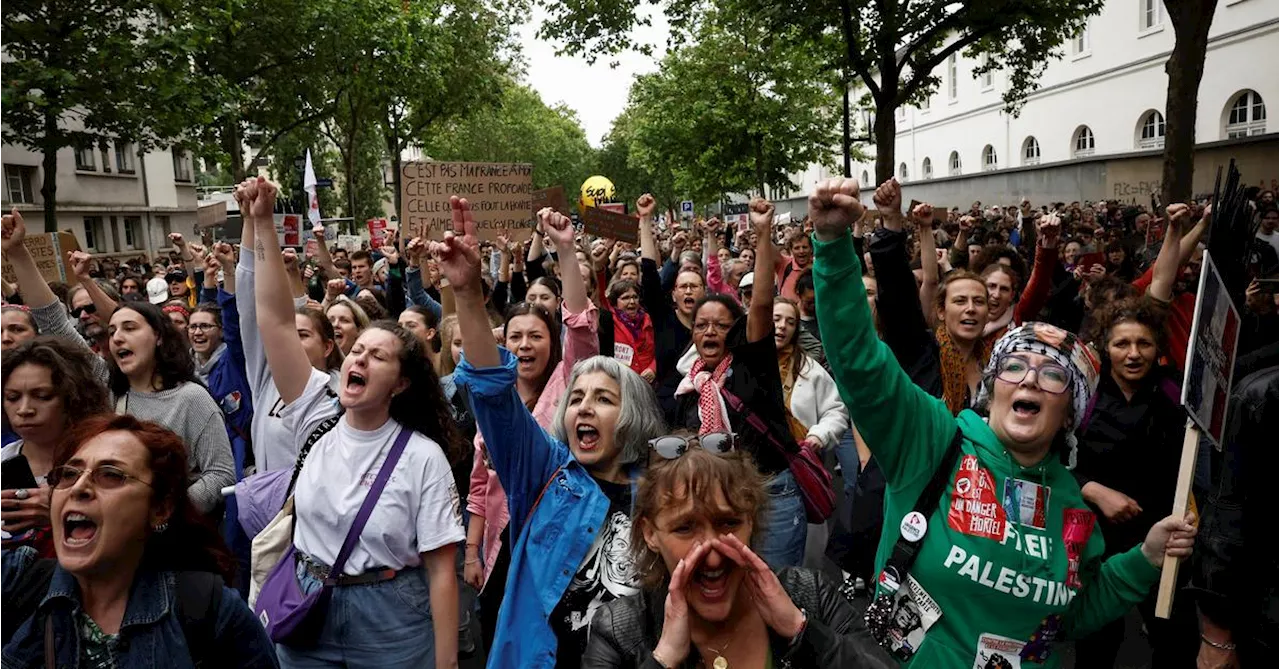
[152,522,169,533]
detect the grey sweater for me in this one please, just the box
[30,300,110,385]
[116,384,236,514]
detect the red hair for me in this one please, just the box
[56,414,235,584]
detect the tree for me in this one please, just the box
[421,80,596,195]
[622,8,840,201]
[2,0,210,231]
[266,128,341,219]
[538,0,1103,183]
[595,106,681,214]
[1160,0,1218,203]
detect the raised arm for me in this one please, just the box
[543,210,588,315]
[913,205,940,319]
[638,193,659,263]
[1148,204,1193,302]
[246,178,313,404]
[2,211,64,310]
[1179,206,1210,266]
[311,226,339,280]
[1014,213,1061,324]
[747,198,776,343]
[67,251,120,319]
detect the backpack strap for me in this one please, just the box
[874,428,964,590]
[286,414,342,498]
[174,571,223,668]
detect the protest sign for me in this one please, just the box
[2,232,82,288]
[400,161,534,242]
[531,186,570,217]
[582,206,639,245]
[367,218,389,250]
[337,234,362,252]
[724,202,750,230]
[282,214,301,246]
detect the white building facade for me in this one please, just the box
[772,0,1278,214]
[1,141,200,259]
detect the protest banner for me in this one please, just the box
[1155,252,1240,619]
[1,232,81,288]
[367,218,389,250]
[531,186,570,218]
[582,206,639,245]
[282,214,301,246]
[724,202,750,232]
[400,161,534,242]
[304,239,319,259]
[337,234,362,252]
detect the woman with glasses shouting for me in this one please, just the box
[584,435,893,668]
[2,414,277,667]
[667,197,809,570]
[446,198,666,667]
[808,177,1198,667]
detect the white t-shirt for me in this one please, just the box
[1257,229,1279,254]
[284,370,464,575]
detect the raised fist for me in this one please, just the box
[636,193,656,219]
[807,178,864,241]
[1,210,27,252]
[748,198,775,238]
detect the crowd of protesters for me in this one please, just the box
[0,172,1274,669]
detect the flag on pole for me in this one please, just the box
[303,149,321,227]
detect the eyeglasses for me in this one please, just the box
[649,432,736,460]
[187,323,219,332]
[693,321,733,334]
[995,355,1071,394]
[71,304,97,318]
[47,464,152,490]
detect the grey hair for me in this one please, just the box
[723,258,746,278]
[679,251,702,268]
[551,355,667,469]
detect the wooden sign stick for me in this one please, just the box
[1154,420,1200,619]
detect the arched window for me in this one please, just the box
[922,157,933,179]
[949,151,962,176]
[1073,126,1095,157]
[1022,137,1041,166]
[1138,110,1165,149]
[861,170,870,187]
[1226,90,1267,138]
[982,145,998,171]
[899,162,909,180]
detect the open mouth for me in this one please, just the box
[115,348,135,364]
[346,371,367,393]
[959,318,979,328]
[63,512,98,547]
[681,297,696,310]
[575,424,600,450]
[1123,360,1146,373]
[1012,399,1041,417]
[516,355,537,369]
[693,565,730,600]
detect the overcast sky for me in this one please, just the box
[518,6,670,147]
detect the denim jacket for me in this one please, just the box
[454,348,633,669]
[1,549,277,669]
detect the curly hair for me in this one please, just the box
[2,336,110,433]
[365,320,465,466]
[107,303,198,397]
[631,447,766,590]
[1086,296,1169,359]
[55,414,236,584]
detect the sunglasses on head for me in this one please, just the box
[648,432,736,460]
[71,304,97,318]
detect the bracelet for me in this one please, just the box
[464,558,480,566]
[650,649,676,669]
[788,608,808,647]
[1200,635,1236,651]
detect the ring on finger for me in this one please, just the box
[13,489,29,501]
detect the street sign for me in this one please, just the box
[681,200,694,217]
[315,178,334,189]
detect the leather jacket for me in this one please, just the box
[582,567,896,669]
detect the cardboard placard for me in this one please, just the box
[282,214,301,247]
[531,186,570,217]
[581,206,639,245]
[1180,253,1241,449]
[337,234,362,253]
[367,218,389,250]
[1,232,82,288]
[400,161,534,242]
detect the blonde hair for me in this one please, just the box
[436,314,460,378]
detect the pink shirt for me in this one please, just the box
[466,301,600,588]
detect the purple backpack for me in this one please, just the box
[235,416,340,538]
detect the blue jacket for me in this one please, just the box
[199,288,253,479]
[1,550,277,668]
[454,349,615,669]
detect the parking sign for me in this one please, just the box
[680,200,694,217]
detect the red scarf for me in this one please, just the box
[688,354,733,434]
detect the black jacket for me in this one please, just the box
[581,567,896,669]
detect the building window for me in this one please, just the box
[922,157,933,179]
[1022,137,1041,166]
[75,145,96,171]
[83,217,103,252]
[1072,22,1090,56]
[899,163,909,181]
[922,95,931,111]
[979,55,994,90]
[948,54,958,100]
[1141,0,1163,30]
[861,170,870,187]
[4,165,35,204]
[897,106,906,121]
[1074,126,1096,157]
[1226,90,1267,138]
[124,216,142,249]
[982,145,998,171]
[172,148,193,182]
[949,151,962,176]
[1138,110,1166,149]
[115,142,135,173]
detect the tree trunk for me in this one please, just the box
[842,78,853,178]
[873,94,898,184]
[40,109,60,232]
[839,0,854,178]
[225,118,247,183]
[1160,0,1218,203]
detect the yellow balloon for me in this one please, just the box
[580,176,616,210]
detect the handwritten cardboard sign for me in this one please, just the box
[1,232,82,288]
[531,185,570,218]
[582,206,639,245]
[400,161,534,242]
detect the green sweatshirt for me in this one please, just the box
[812,231,1159,667]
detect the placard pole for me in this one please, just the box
[1155,420,1200,619]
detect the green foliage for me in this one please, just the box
[266,129,342,219]
[595,106,680,213]
[420,80,596,195]
[621,8,840,202]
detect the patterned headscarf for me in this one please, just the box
[976,322,1101,433]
